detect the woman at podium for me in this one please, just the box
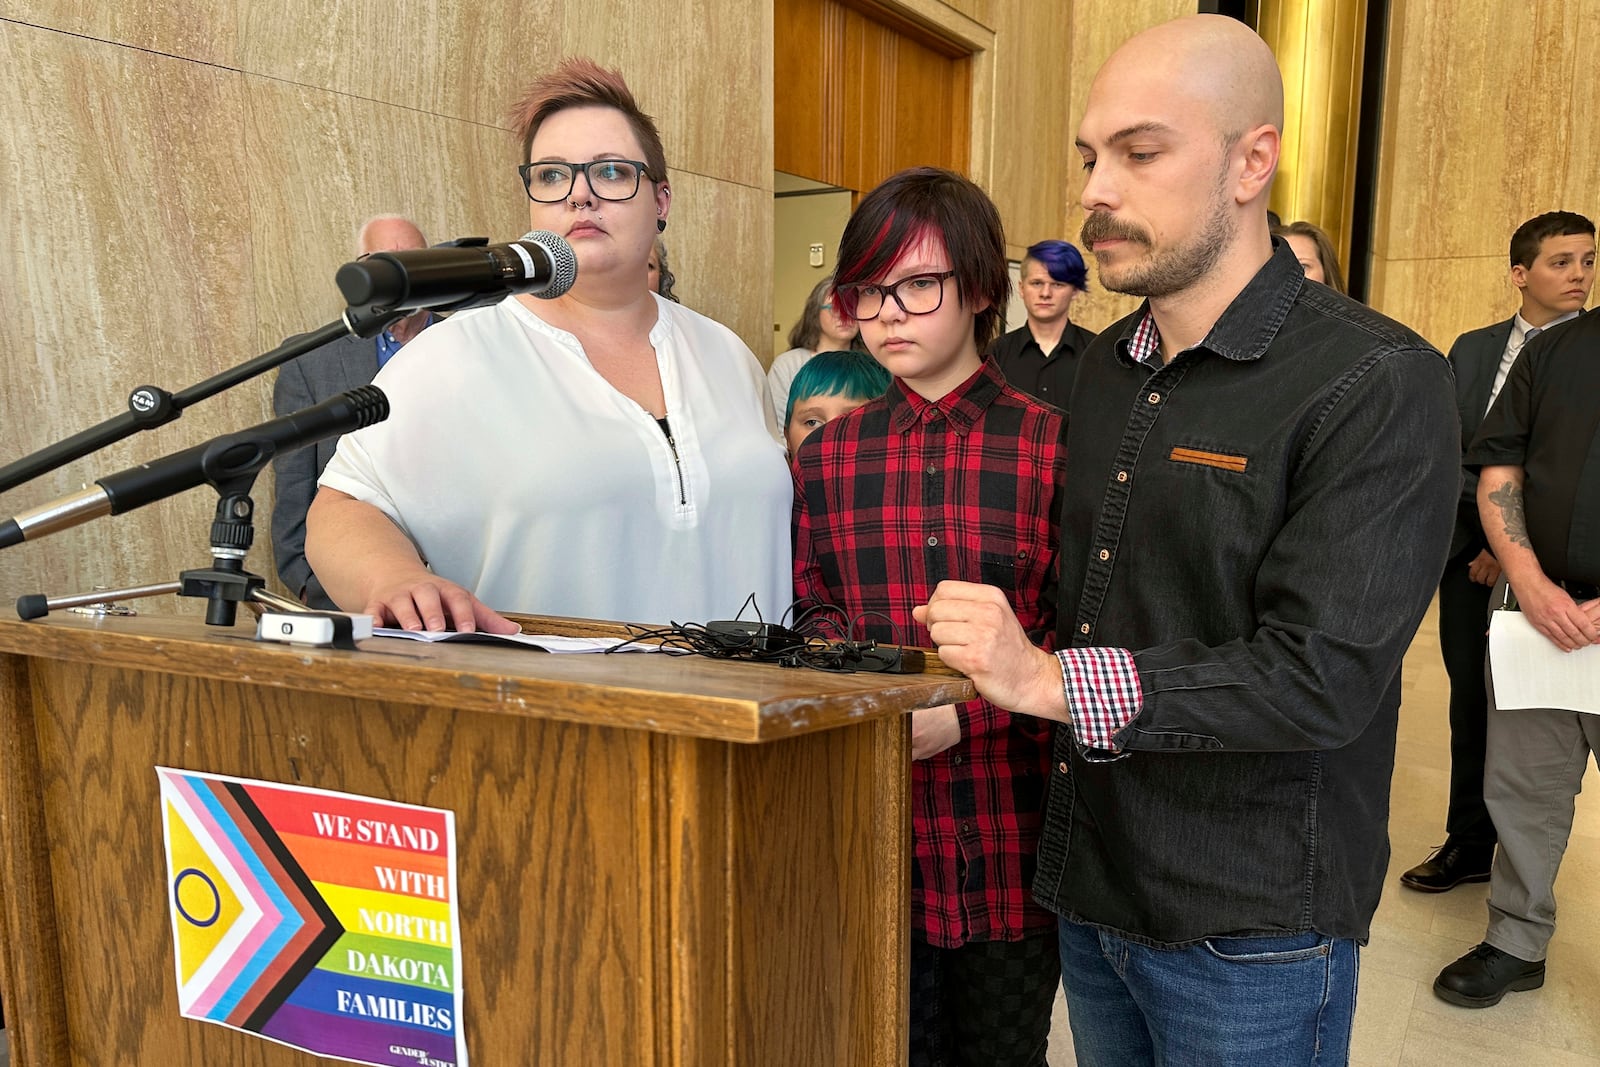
[305,59,791,633]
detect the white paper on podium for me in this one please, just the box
[1488,610,1600,715]
[372,627,677,653]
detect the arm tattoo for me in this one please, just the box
[1487,482,1532,548]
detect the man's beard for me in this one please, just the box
[1081,175,1236,299]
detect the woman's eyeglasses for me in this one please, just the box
[518,159,652,203]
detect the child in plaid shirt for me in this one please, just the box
[791,167,1066,1067]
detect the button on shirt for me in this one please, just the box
[792,359,1065,947]
[1034,239,1460,945]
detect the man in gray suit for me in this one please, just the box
[1400,210,1595,892]
[271,216,435,609]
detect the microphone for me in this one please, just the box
[335,231,578,310]
[0,386,389,550]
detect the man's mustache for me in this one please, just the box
[1080,213,1150,249]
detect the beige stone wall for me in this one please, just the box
[1367,0,1600,351]
[0,3,769,609]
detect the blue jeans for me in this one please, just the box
[1058,917,1359,1066]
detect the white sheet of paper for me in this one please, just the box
[1488,610,1600,715]
[372,628,674,654]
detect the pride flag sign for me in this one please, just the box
[158,769,467,1067]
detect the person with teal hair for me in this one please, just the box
[782,349,892,454]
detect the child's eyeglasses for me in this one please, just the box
[837,271,956,320]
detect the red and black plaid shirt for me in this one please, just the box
[792,359,1064,947]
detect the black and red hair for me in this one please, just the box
[833,166,1009,350]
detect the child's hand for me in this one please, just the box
[911,704,961,760]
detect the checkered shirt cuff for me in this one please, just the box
[1055,647,1143,757]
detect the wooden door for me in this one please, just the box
[776,0,974,194]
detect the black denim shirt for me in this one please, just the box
[1033,242,1460,945]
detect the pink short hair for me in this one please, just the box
[508,58,668,182]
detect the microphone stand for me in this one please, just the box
[17,429,316,626]
[0,304,406,496]
[7,256,532,621]
[1,229,558,497]
[177,464,268,628]
[17,580,304,621]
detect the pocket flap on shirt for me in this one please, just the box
[979,549,1023,590]
[1169,446,1249,473]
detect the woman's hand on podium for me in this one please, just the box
[308,489,519,634]
[363,573,520,635]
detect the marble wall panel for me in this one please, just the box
[984,0,1074,260]
[1367,255,1525,357]
[559,0,773,193]
[661,171,773,358]
[239,1,559,149]
[242,75,528,348]
[941,0,994,26]
[240,0,770,192]
[0,24,257,611]
[1373,0,1600,263]
[0,0,238,66]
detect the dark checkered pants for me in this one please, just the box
[908,929,1060,1067]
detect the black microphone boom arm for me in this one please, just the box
[0,307,405,496]
[0,386,390,550]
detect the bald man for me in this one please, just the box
[271,216,436,610]
[914,16,1459,1062]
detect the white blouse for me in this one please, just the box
[319,294,793,625]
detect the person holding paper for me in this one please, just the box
[1400,211,1596,894]
[1435,305,1600,1009]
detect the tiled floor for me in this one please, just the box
[1046,599,1600,1065]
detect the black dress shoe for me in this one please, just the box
[1434,943,1544,1007]
[1400,840,1494,892]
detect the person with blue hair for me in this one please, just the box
[782,349,891,454]
[985,239,1096,412]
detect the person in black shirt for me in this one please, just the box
[916,14,1458,1063]
[985,240,1095,412]
[1435,309,1600,1009]
[1400,211,1595,895]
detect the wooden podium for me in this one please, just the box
[0,611,971,1067]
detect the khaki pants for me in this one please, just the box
[1482,602,1600,962]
